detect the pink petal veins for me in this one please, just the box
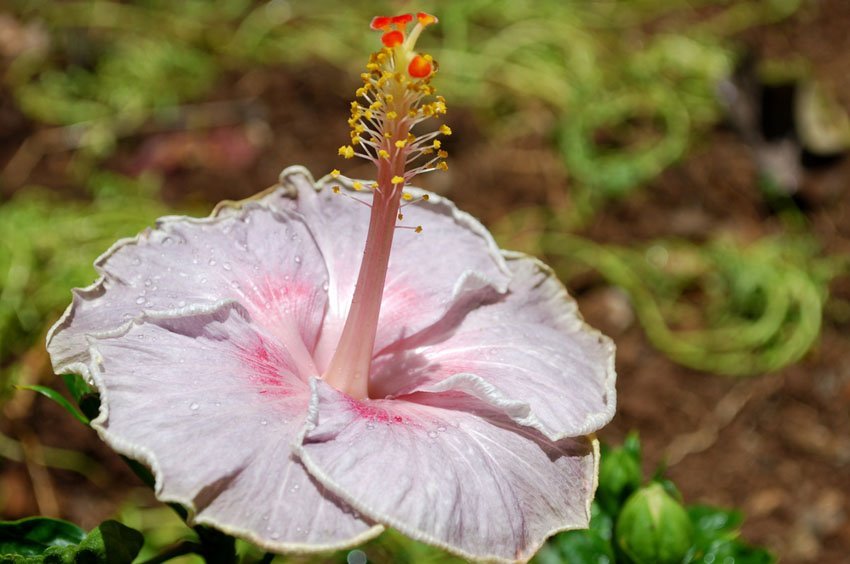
[87,302,382,551]
[48,203,329,382]
[369,254,617,439]
[296,379,599,563]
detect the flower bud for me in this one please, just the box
[616,483,693,564]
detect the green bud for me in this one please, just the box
[616,483,693,564]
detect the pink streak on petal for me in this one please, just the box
[297,379,597,562]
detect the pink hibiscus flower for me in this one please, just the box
[47,13,616,562]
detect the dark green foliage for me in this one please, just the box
[0,519,142,563]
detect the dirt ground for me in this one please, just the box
[2,2,850,562]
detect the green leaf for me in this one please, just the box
[688,505,743,539]
[535,503,615,564]
[597,443,642,515]
[1,520,143,563]
[14,385,89,426]
[0,518,85,557]
[60,374,93,404]
[71,520,144,564]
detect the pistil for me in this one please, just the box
[320,12,448,399]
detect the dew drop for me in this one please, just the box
[222,262,232,271]
[132,257,142,266]
[190,402,200,411]
[428,431,438,438]
[271,532,280,540]
[260,419,268,426]
[162,236,173,245]
[208,258,217,266]
[178,300,187,307]
[200,277,208,284]
[437,426,447,432]
[123,313,133,320]
[290,484,300,493]
[230,280,240,289]
[135,296,145,305]
[144,279,152,287]
[321,281,329,292]
[365,422,375,430]
[294,255,302,264]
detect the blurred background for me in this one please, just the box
[1,0,849,562]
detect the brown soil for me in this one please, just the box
[2,2,850,562]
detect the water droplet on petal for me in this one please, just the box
[190,402,200,411]
[294,255,302,264]
[271,532,280,540]
[322,281,329,292]
[428,431,438,438]
[260,419,268,426]
[200,277,207,284]
[144,279,152,287]
[365,422,375,430]
[162,236,173,245]
[132,257,142,266]
[135,296,145,305]
[208,258,217,266]
[222,262,232,271]
[178,300,187,307]
[437,426,447,432]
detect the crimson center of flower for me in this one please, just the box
[322,13,449,400]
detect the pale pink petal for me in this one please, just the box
[370,253,616,440]
[259,167,512,371]
[88,303,381,551]
[48,203,328,382]
[296,379,598,563]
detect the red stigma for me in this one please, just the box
[391,14,413,27]
[408,55,432,78]
[417,12,438,26]
[370,16,392,31]
[381,30,405,48]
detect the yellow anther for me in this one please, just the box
[385,94,394,103]
[338,145,355,159]
[386,111,398,120]
[378,149,390,159]
[397,212,404,220]
[352,181,363,191]
[369,101,382,111]
[384,132,392,138]
[438,150,448,158]
[355,87,368,97]
[371,182,379,189]
[360,73,370,81]
[436,161,448,171]
[395,140,407,148]
[433,140,441,149]
[415,225,423,233]
[439,124,452,135]
[331,169,341,178]
[422,194,430,201]
[422,148,434,155]
[364,110,373,119]
[366,63,380,71]
[332,185,341,193]
[392,176,406,185]
[402,192,413,200]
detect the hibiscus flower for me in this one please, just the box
[47,12,616,562]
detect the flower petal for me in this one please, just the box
[257,167,512,371]
[371,253,616,440]
[48,203,329,382]
[296,379,598,563]
[88,302,381,551]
